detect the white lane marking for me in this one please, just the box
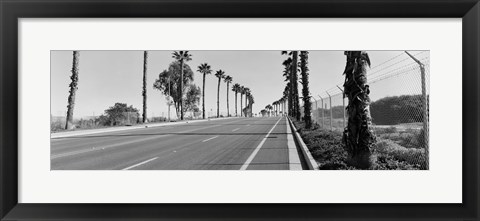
[240,117,283,170]
[286,117,302,170]
[202,136,219,142]
[50,119,240,159]
[122,157,158,170]
[51,135,166,159]
[232,128,240,132]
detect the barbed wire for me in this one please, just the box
[316,51,430,98]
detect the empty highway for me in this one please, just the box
[51,116,304,170]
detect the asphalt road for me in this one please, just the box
[51,116,297,170]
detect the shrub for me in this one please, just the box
[292,118,427,170]
[374,139,427,169]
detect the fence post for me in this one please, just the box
[336,85,346,128]
[318,95,324,129]
[326,91,333,131]
[405,51,429,169]
[312,97,318,125]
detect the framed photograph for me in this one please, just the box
[1,0,478,220]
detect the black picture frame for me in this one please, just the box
[1,0,479,220]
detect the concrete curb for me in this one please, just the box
[285,117,302,170]
[51,117,238,139]
[287,117,319,170]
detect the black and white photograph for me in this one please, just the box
[51,50,430,170]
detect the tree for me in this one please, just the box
[197,63,212,119]
[281,52,297,118]
[172,51,192,120]
[215,70,226,117]
[224,75,232,117]
[265,104,273,116]
[299,51,312,128]
[142,51,148,123]
[283,82,291,116]
[272,101,278,116]
[247,93,255,117]
[291,51,300,121]
[232,83,241,117]
[102,103,140,126]
[153,61,194,118]
[65,51,80,130]
[184,84,202,115]
[239,86,244,117]
[342,51,376,169]
[243,87,250,117]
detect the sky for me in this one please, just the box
[51,50,429,119]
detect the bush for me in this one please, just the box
[374,139,427,169]
[292,118,427,170]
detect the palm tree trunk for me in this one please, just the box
[65,51,80,130]
[240,94,243,117]
[245,94,248,116]
[291,51,300,121]
[300,51,312,128]
[226,82,230,117]
[202,73,206,119]
[217,78,220,117]
[343,51,376,169]
[235,92,238,116]
[179,59,184,120]
[142,51,148,123]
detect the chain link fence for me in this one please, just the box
[304,51,430,169]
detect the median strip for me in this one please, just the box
[122,157,158,170]
[240,117,282,170]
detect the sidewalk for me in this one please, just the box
[51,117,237,139]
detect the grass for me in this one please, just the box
[292,118,427,170]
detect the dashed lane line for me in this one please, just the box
[202,136,219,142]
[122,157,158,170]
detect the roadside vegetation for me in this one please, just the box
[292,119,427,170]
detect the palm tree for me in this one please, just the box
[299,51,312,128]
[342,51,375,169]
[290,51,300,121]
[172,51,192,120]
[248,93,255,117]
[142,51,148,123]
[224,75,233,117]
[215,70,226,117]
[197,63,212,119]
[282,53,294,118]
[65,51,80,130]
[232,83,241,116]
[243,87,250,117]
[239,86,244,117]
[272,101,278,116]
[265,104,273,117]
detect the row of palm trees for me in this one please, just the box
[63,50,255,130]
[152,51,256,120]
[264,50,375,169]
[197,61,254,118]
[262,51,311,127]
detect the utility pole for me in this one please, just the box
[336,85,346,128]
[326,91,333,131]
[405,51,429,169]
